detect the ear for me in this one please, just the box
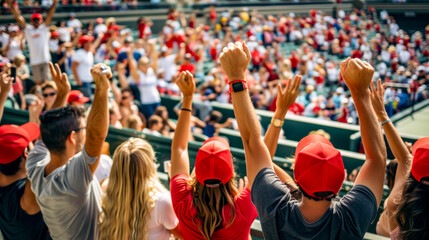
[68,131,77,146]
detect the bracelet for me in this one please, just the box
[181,108,192,112]
[381,119,391,126]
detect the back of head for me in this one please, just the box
[100,138,157,240]
[148,115,162,129]
[209,110,223,123]
[294,135,345,201]
[191,137,239,239]
[40,106,85,154]
[395,137,429,240]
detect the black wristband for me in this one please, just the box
[181,108,192,112]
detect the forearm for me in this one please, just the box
[382,120,412,164]
[231,90,262,145]
[353,90,386,164]
[71,67,81,83]
[51,92,68,109]
[0,93,8,121]
[85,88,109,158]
[171,96,192,152]
[264,109,287,159]
[45,1,57,25]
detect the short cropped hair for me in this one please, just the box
[40,106,85,154]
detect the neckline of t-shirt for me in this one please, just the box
[294,204,331,227]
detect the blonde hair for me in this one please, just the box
[188,172,239,240]
[99,138,158,240]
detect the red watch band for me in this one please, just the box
[228,80,248,93]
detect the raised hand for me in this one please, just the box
[0,73,13,96]
[90,63,112,91]
[340,58,374,96]
[276,75,302,113]
[370,79,388,122]
[29,99,44,125]
[219,41,251,82]
[176,70,195,97]
[49,62,71,96]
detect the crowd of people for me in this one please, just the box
[0,1,429,240]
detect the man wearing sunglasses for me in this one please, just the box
[7,0,58,84]
[26,63,111,239]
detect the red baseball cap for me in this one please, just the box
[67,90,89,104]
[0,123,40,164]
[78,35,94,46]
[51,31,60,37]
[294,135,345,199]
[411,137,429,182]
[195,137,233,186]
[31,13,43,21]
[96,18,103,24]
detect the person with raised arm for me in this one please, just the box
[170,70,257,240]
[7,0,57,84]
[263,75,302,199]
[221,43,386,239]
[370,79,429,239]
[26,62,111,239]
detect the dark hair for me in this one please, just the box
[209,111,222,123]
[395,175,429,240]
[148,115,162,128]
[40,106,85,154]
[121,88,133,95]
[297,184,336,201]
[0,154,23,176]
[386,159,398,191]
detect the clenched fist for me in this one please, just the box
[90,64,112,91]
[219,41,251,83]
[340,58,374,96]
[176,70,195,97]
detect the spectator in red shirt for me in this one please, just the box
[170,71,258,240]
[179,53,195,74]
[289,51,299,73]
[209,5,217,28]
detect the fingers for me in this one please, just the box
[284,78,292,92]
[242,41,251,60]
[370,80,376,94]
[292,75,302,91]
[49,62,57,79]
[277,83,283,97]
[377,79,383,97]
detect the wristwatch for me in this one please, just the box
[229,80,248,93]
[271,118,284,128]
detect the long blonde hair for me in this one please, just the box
[188,172,239,240]
[99,138,158,240]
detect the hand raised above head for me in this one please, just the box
[176,70,195,97]
[370,79,388,121]
[219,41,251,83]
[90,63,112,91]
[276,75,302,112]
[0,72,13,95]
[340,58,374,96]
[49,62,71,96]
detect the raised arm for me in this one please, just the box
[341,58,387,207]
[171,71,195,178]
[85,64,111,173]
[126,46,140,84]
[0,73,13,121]
[6,0,26,29]
[264,75,302,185]
[49,62,71,109]
[370,79,412,230]
[44,0,58,26]
[219,42,272,188]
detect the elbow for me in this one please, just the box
[242,130,262,149]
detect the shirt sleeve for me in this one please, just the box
[116,52,127,63]
[236,188,258,223]
[26,140,49,178]
[335,185,378,238]
[251,168,291,222]
[72,50,82,63]
[170,174,191,214]
[157,192,179,230]
[63,146,98,195]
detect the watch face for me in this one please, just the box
[273,119,282,127]
[232,82,245,92]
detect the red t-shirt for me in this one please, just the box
[290,56,299,68]
[179,63,195,74]
[171,175,258,240]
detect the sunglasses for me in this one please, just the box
[122,95,131,100]
[43,92,56,98]
[68,126,86,135]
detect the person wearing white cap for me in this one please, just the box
[2,25,25,61]
[8,0,58,84]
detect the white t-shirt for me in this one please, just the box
[67,19,82,29]
[57,27,71,42]
[157,54,177,82]
[2,36,23,60]
[147,191,179,240]
[137,68,161,104]
[143,128,162,136]
[73,48,94,82]
[24,24,50,65]
[95,24,107,35]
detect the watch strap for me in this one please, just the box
[229,80,248,93]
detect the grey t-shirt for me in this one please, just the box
[26,141,102,240]
[251,168,377,240]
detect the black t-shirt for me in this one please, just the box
[0,178,51,240]
[251,168,377,240]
